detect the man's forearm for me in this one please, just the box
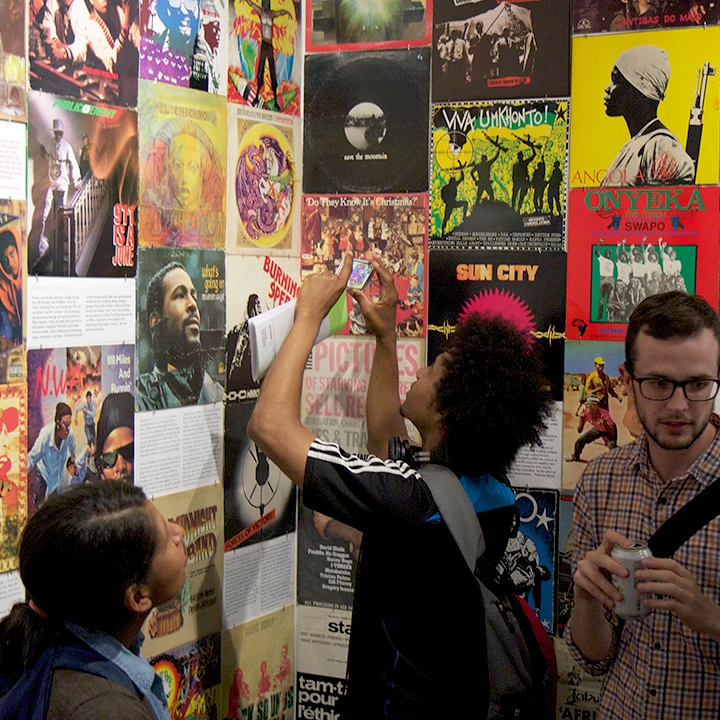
[568,592,617,663]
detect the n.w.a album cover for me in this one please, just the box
[572,0,716,33]
[303,49,430,195]
[226,104,300,256]
[431,100,567,250]
[566,186,720,342]
[0,0,26,121]
[225,254,300,403]
[228,0,301,114]
[136,247,226,412]
[427,249,566,400]
[140,0,226,92]
[139,81,227,250]
[27,91,138,278]
[224,401,296,552]
[301,195,428,337]
[431,0,570,102]
[570,28,720,188]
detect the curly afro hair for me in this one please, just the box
[434,312,552,477]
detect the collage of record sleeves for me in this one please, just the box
[2,0,720,714]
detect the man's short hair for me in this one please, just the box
[146,261,186,320]
[434,313,552,477]
[625,291,720,375]
[55,402,72,422]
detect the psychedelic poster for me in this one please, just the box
[432,0,571,102]
[227,0,301,114]
[431,100,567,250]
[301,194,428,336]
[151,632,222,720]
[0,383,27,572]
[222,606,295,720]
[573,0,715,33]
[0,0,26,121]
[225,254,300,403]
[138,81,227,249]
[29,0,139,107]
[140,0,226,92]
[570,28,720,188]
[303,49,430,194]
[305,0,431,52]
[500,488,558,633]
[0,203,25,383]
[136,247,225,412]
[142,483,223,658]
[565,187,720,342]
[224,401,296,553]
[226,104,300,255]
[27,92,138,277]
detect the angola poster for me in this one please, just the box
[138,81,227,250]
[431,0,571,102]
[303,49,430,195]
[140,0,226,92]
[0,203,25,383]
[227,0,301,114]
[0,0,26,121]
[27,91,138,278]
[29,0,139,107]
[135,247,226,412]
[0,383,26,572]
[570,27,720,188]
[431,100,567,250]
[226,104,300,256]
[565,186,720,342]
[305,0,431,52]
[301,194,428,336]
[224,401,297,553]
[572,0,716,33]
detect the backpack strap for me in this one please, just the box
[418,463,485,571]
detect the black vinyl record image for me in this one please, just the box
[304,49,430,194]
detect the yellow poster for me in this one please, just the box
[570,27,720,188]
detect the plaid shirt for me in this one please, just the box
[564,415,720,720]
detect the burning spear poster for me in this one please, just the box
[431,100,567,251]
[565,186,720,342]
[569,27,720,188]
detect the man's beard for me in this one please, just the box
[152,317,202,370]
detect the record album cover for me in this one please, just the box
[0,204,25,381]
[431,99,567,250]
[572,0,716,33]
[0,0,26,121]
[303,49,430,195]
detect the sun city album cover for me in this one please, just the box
[27,91,138,278]
[431,99,567,250]
[573,0,716,33]
[565,186,720,342]
[29,0,139,107]
[427,249,566,400]
[139,0,226,92]
[139,81,227,250]
[301,194,428,337]
[303,49,430,195]
[135,247,226,412]
[142,483,223,658]
[224,401,297,553]
[0,383,27,573]
[0,0,26,121]
[570,28,720,188]
[225,254,300,404]
[222,605,295,720]
[151,632,221,720]
[226,104,300,256]
[227,0,301,114]
[0,204,24,382]
[431,0,571,103]
[305,0,431,52]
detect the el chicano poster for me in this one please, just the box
[431,0,570,102]
[427,249,566,401]
[569,27,720,189]
[431,100,567,251]
[566,186,720,342]
[27,91,138,278]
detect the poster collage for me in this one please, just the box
[0,0,719,714]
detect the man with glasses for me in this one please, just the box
[565,291,720,720]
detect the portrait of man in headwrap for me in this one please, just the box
[0,224,22,351]
[601,45,695,187]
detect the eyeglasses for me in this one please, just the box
[631,376,720,402]
[100,442,133,469]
